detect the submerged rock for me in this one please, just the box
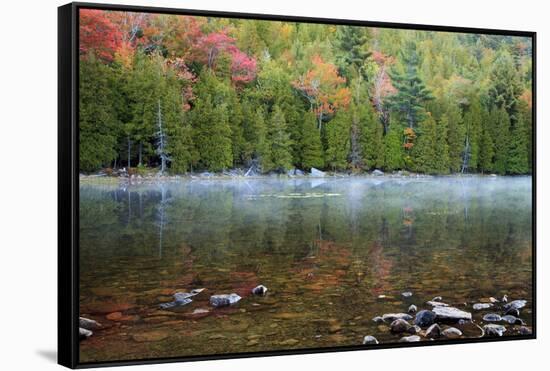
[414,310,437,327]
[425,323,441,338]
[310,168,326,177]
[390,319,413,333]
[483,313,502,322]
[503,300,527,311]
[399,335,420,342]
[484,324,506,337]
[79,327,93,340]
[402,291,413,298]
[442,327,462,338]
[159,288,205,309]
[408,304,418,313]
[426,301,449,307]
[433,306,472,322]
[362,335,379,345]
[504,308,520,317]
[473,303,493,310]
[501,315,524,325]
[79,317,102,330]
[382,313,413,322]
[210,293,242,307]
[502,295,508,303]
[518,326,532,335]
[372,316,384,323]
[251,285,268,296]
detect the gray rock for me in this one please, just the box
[399,335,421,342]
[518,326,532,335]
[442,327,462,338]
[372,316,384,323]
[433,306,472,322]
[382,313,413,322]
[79,327,93,340]
[251,285,268,296]
[503,300,527,311]
[210,293,242,307]
[372,169,384,176]
[414,310,437,327]
[408,304,418,313]
[504,308,520,317]
[159,288,205,309]
[432,296,443,301]
[473,303,493,310]
[426,301,449,307]
[425,323,442,338]
[502,315,525,325]
[390,319,413,333]
[402,291,413,298]
[502,294,508,303]
[310,168,326,177]
[79,317,102,330]
[484,324,506,337]
[362,335,379,345]
[483,313,502,322]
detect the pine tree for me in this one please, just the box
[479,109,495,174]
[488,49,522,124]
[492,107,511,175]
[507,106,529,174]
[325,110,350,170]
[445,103,466,172]
[300,111,324,170]
[265,105,293,172]
[360,101,384,169]
[413,114,438,173]
[383,127,403,171]
[334,25,371,80]
[387,41,434,129]
[461,97,482,172]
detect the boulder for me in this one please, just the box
[501,315,524,325]
[310,168,326,177]
[390,319,413,333]
[414,310,437,328]
[79,317,102,330]
[251,285,268,296]
[433,306,472,322]
[482,313,502,322]
[425,323,441,338]
[159,288,205,309]
[442,327,462,338]
[210,293,242,307]
[399,335,420,342]
[473,303,493,310]
[372,169,384,176]
[362,335,379,345]
[484,324,506,337]
[382,313,413,322]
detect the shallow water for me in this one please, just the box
[79,176,533,363]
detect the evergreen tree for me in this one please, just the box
[300,111,324,170]
[413,114,438,173]
[360,101,384,169]
[265,105,293,172]
[488,49,522,124]
[79,55,119,172]
[461,97,482,172]
[383,127,403,171]
[492,107,511,175]
[325,110,350,170]
[445,103,466,172]
[479,109,495,173]
[334,25,371,80]
[387,41,434,129]
[507,106,529,174]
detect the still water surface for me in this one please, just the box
[79,176,532,362]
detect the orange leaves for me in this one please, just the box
[293,55,350,120]
[79,9,122,62]
[403,127,416,150]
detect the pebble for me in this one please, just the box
[362,335,379,345]
[414,310,437,327]
[473,303,493,310]
[402,292,413,298]
[442,327,462,338]
[425,323,441,338]
[408,304,418,313]
[399,335,421,342]
[484,324,506,337]
[482,313,502,322]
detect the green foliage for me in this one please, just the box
[262,105,293,172]
[300,111,325,170]
[383,128,403,171]
[492,107,511,175]
[360,102,384,169]
[413,114,449,174]
[325,110,349,170]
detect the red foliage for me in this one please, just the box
[166,57,197,111]
[79,9,122,62]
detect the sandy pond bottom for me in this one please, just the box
[78,176,533,363]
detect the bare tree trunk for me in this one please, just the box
[127,136,131,169]
[138,142,143,166]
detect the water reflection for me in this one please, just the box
[79,176,532,362]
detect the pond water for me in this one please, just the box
[79,176,533,363]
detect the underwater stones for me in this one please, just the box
[484,324,506,337]
[503,300,527,311]
[426,301,449,307]
[433,306,472,322]
[482,313,502,322]
[473,303,493,310]
[501,315,525,325]
[414,310,437,327]
[442,327,462,338]
[79,317,102,330]
[106,312,123,321]
[399,335,420,342]
[79,327,93,340]
[382,313,413,322]
[518,326,532,335]
[425,323,442,338]
[362,335,379,345]
[278,338,300,346]
[504,308,520,317]
[210,293,242,307]
[252,285,268,296]
[408,304,418,313]
[390,319,413,333]
[159,288,205,309]
[310,168,326,177]
[372,316,384,323]
[402,291,413,298]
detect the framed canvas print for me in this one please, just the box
[58,2,536,368]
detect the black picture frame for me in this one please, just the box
[58,2,537,368]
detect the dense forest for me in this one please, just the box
[79,9,533,175]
